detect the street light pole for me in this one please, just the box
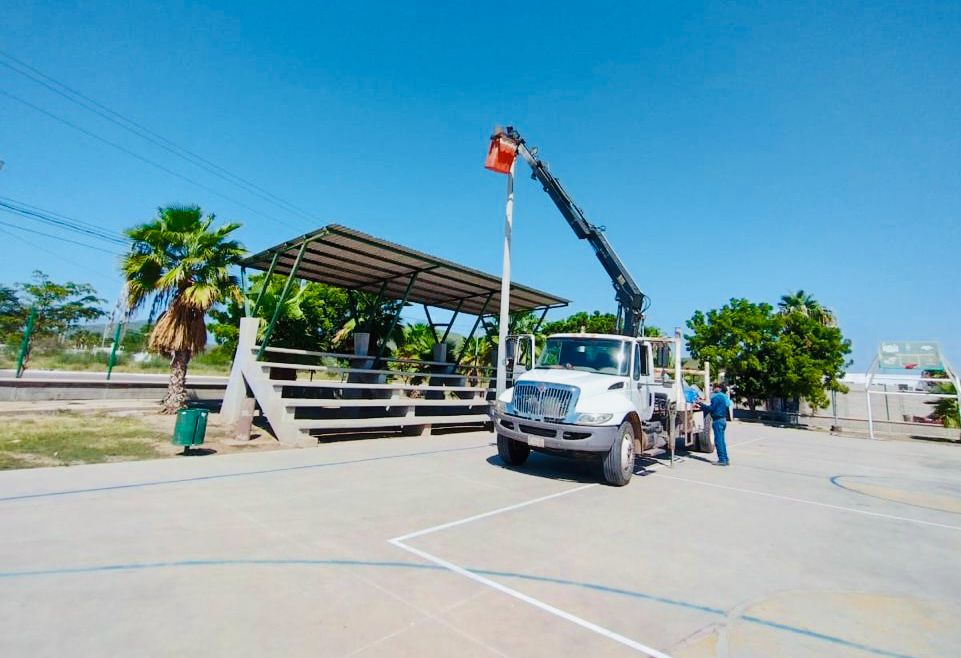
[495,160,515,398]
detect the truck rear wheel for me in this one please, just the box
[602,421,635,486]
[497,433,530,467]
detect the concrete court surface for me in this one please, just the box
[0,424,958,658]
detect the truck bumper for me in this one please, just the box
[491,409,619,453]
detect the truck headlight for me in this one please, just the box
[495,400,508,413]
[575,412,613,425]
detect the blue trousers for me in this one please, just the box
[712,419,729,463]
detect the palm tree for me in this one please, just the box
[331,291,406,354]
[778,290,837,327]
[396,323,439,362]
[927,381,960,429]
[122,205,245,413]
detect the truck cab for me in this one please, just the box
[492,332,705,486]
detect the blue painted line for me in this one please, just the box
[0,557,920,658]
[0,558,441,579]
[741,615,918,658]
[0,444,489,503]
[475,569,726,615]
[830,474,961,516]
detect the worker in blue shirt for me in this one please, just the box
[697,383,731,466]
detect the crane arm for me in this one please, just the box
[500,126,648,336]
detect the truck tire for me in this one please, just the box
[497,433,530,467]
[602,421,635,486]
[694,429,715,453]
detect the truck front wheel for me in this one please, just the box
[602,421,635,486]
[497,433,530,467]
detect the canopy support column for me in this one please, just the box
[375,272,418,362]
[240,266,251,317]
[423,304,441,345]
[257,240,309,360]
[532,306,551,334]
[441,300,463,344]
[251,251,280,317]
[455,292,493,364]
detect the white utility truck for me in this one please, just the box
[493,330,713,485]
[487,127,713,485]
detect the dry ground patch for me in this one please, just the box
[0,409,282,470]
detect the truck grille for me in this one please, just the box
[510,383,576,422]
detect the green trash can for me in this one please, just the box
[172,408,209,454]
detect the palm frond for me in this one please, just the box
[148,300,208,355]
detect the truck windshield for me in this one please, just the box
[537,337,629,376]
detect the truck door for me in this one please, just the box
[505,334,536,387]
[629,341,654,421]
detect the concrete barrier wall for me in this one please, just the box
[0,379,226,402]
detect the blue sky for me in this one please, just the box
[1,1,958,369]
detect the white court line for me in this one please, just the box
[392,483,597,542]
[389,484,675,658]
[728,437,766,448]
[656,474,961,531]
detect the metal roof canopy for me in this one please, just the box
[242,224,568,317]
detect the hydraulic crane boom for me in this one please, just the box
[497,127,649,336]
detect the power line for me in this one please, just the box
[0,194,116,235]
[0,224,119,283]
[0,198,127,245]
[0,88,308,233]
[0,51,319,227]
[0,214,122,255]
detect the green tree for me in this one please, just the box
[17,271,105,339]
[778,289,837,327]
[686,296,851,411]
[0,284,24,342]
[331,290,406,354]
[209,274,352,354]
[542,310,662,337]
[926,381,960,428]
[122,205,245,413]
[767,311,851,409]
[69,328,100,350]
[395,323,445,362]
[543,311,615,335]
[122,324,153,353]
[686,299,779,410]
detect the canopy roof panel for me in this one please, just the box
[241,224,568,316]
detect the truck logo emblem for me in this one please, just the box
[537,382,546,393]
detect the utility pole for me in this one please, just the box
[484,128,520,398]
[495,159,515,398]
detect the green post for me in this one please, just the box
[106,321,124,380]
[250,251,280,317]
[455,292,494,364]
[257,239,309,360]
[440,300,463,344]
[423,304,440,345]
[15,306,37,379]
[374,272,418,362]
[240,266,251,317]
